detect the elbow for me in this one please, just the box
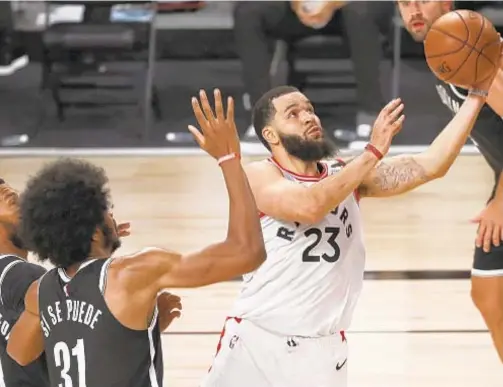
[242,243,266,272]
[427,163,450,180]
[232,240,266,274]
[297,202,326,224]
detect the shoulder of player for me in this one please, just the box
[244,159,283,185]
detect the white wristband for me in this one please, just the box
[469,88,489,97]
[217,153,239,166]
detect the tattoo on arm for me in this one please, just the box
[359,157,428,196]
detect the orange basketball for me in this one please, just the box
[424,10,501,87]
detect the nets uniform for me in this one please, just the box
[435,81,503,276]
[202,158,363,387]
[38,258,163,387]
[0,254,48,387]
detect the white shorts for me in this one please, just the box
[200,317,349,387]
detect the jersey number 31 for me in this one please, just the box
[54,339,87,387]
[302,226,340,263]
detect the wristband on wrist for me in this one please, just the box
[364,143,384,160]
[469,88,489,98]
[217,153,240,166]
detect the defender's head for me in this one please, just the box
[252,86,336,162]
[397,1,453,42]
[19,158,121,268]
[0,180,24,250]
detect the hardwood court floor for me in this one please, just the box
[2,155,502,386]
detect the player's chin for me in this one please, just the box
[409,29,427,42]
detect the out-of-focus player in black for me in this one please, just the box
[6,89,266,387]
[397,0,503,361]
[0,179,48,387]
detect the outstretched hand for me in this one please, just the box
[157,292,182,331]
[188,89,241,160]
[117,222,131,238]
[369,98,405,156]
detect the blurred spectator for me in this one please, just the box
[233,0,394,143]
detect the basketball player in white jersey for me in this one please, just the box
[201,76,496,386]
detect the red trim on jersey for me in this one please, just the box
[268,157,328,181]
[341,330,346,342]
[335,158,346,166]
[353,189,360,204]
[207,316,242,372]
[258,211,266,219]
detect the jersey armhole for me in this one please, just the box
[99,257,114,295]
[0,260,22,305]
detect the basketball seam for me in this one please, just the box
[469,13,485,84]
[443,12,485,83]
[474,39,501,83]
[427,17,498,65]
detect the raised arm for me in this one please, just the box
[125,90,265,291]
[246,99,404,224]
[358,91,488,198]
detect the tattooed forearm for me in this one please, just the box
[359,157,429,197]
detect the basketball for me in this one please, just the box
[424,10,501,87]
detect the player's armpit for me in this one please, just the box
[7,281,44,366]
[358,155,431,198]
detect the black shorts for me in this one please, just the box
[472,180,503,276]
[472,245,503,275]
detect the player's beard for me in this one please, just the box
[279,132,337,162]
[101,222,121,255]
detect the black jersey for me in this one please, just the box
[0,254,48,387]
[38,258,163,387]
[435,81,503,176]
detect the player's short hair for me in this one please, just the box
[252,85,299,150]
[19,158,110,268]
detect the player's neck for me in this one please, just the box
[0,241,27,260]
[89,244,111,261]
[272,151,320,177]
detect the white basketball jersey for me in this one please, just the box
[231,157,366,337]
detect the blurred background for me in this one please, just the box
[0,0,501,154]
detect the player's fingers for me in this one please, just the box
[187,125,205,148]
[225,96,235,123]
[170,310,181,319]
[483,223,493,253]
[214,89,225,122]
[391,115,405,132]
[475,222,486,248]
[199,89,217,124]
[493,224,502,247]
[191,97,211,133]
[387,103,404,123]
[381,98,401,115]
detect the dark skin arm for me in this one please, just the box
[7,281,44,366]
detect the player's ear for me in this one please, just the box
[262,125,280,148]
[91,227,102,243]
